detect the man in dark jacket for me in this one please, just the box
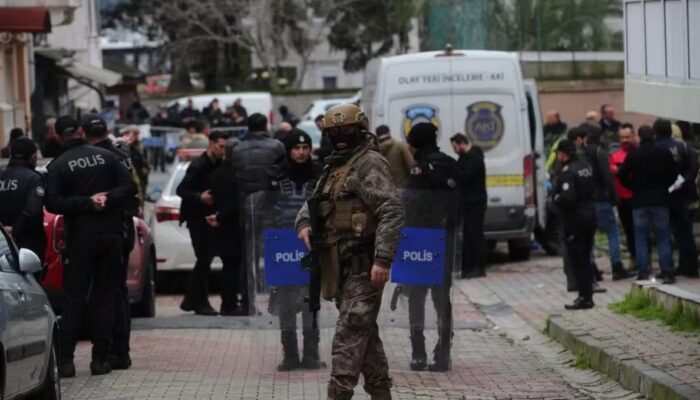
[450,133,487,279]
[208,139,244,316]
[405,123,457,372]
[0,137,46,261]
[619,126,677,283]
[553,139,597,310]
[655,119,699,278]
[230,114,287,314]
[584,125,630,279]
[177,132,228,315]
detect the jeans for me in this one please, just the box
[633,207,673,276]
[595,201,622,266]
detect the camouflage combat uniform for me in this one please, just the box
[296,136,404,399]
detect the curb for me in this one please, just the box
[546,315,700,400]
[631,281,700,317]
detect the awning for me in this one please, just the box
[35,48,122,87]
[0,7,51,33]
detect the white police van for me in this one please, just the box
[365,49,547,260]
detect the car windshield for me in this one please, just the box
[168,166,188,196]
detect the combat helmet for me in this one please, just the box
[322,103,369,132]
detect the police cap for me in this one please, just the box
[80,113,108,137]
[9,137,38,160]
[557,139,577,157]
[55,116,80,136]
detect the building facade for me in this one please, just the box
[624,0,700,123]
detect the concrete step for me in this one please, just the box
[632,280,700,318]
[547,315,700,400]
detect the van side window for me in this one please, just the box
[526,93,537,152]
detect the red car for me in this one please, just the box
[0,159,156,318]
[41,210,157,318]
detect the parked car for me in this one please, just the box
[0,159,157,318]
[0,224,61,399]
[42,211,156,318]
[151,149,222,274]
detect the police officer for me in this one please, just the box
[0,137,46,261]
[552,139,597,310]
[296,104,404,400]
[271,129,325,371]
[404,123,457,372]
[46,116,136,377]
[82,114,139,370]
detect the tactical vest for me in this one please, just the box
[313,142,377,301]
[318,142,377,241]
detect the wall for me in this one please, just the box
[46,0,102,110]
[539,83,654,129]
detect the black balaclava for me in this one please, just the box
[328,125,362,151]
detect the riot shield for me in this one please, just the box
[241,188,457,372]
[241,191,339,329]
[383,189,458,371]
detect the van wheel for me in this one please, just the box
[131,254,156,318]
[30,340,60,400]
[508,239,531,261]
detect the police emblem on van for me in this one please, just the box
[402,105,440,140]
[465,101,504,151]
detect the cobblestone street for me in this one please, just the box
[61,251,653,400]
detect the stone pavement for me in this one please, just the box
[61,254,639,400]
[456,255,700,399]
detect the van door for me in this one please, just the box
[384,60,454,147]
[524,80,546,228]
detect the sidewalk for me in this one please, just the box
[458,256,700,400]
[63,276,589,399]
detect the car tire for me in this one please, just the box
[131,253,156,318]
[30,339,60,400]
[508,238,531,261]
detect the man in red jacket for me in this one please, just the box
[610,123,637,276]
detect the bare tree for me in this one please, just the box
[149,0,344,89]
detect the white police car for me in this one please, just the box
[0,225,60,399]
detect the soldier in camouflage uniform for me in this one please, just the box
[296,104,404,400]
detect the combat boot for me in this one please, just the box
[301,329,327,369]
[328,385,354,400]
[409,331,427,371]
[428,341,450,372]
[277,330,301,371]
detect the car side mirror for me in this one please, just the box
[18,248,42,274]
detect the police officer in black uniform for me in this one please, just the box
[82,114,139,370]
[46,116,136,377]
[552,139,597,310]
[0,137,46,262]
[404,122,457,372]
